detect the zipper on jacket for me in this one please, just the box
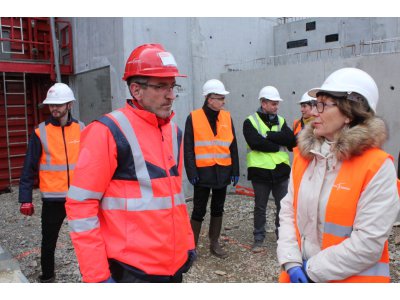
[301,235,308,261]
[61,126,71,188]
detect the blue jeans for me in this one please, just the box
[251,179,288,241]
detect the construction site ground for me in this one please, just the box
[0,188,399,283]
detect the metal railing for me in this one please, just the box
[225,37,400,72]
[277,17,309,24]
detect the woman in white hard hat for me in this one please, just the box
[292,92,316,136]
[277,68,400,283]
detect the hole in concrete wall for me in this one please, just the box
[306,21,316,31]
[249,41,252,44]
[287,39,308,49]
[292,91,296,95]
[390,86,395,90]
[325,34,339,43]
[241,94,245,97]
[209,36,213,39]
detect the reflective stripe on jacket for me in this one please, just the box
[66,103,194,282]
[246,113,290,169]
[35,119,84,199]
[192,108,233,167]
[280,148,391,283]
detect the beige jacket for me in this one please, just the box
[277,117,400,282]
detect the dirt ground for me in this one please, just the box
[0,188,399,283]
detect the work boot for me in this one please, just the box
[190,219,202,247]
[209,216,228,259]
[251,240,264,253]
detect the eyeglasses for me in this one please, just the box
[312,101,337,113]
[136,82,181,94]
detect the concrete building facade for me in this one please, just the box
[66,17,400,196]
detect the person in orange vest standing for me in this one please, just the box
[65,44,196,283]
[292,92,316,157]
[277,68,400,283]
[292,92,316,136]
[18,83,85,283]
[184,79,239,259]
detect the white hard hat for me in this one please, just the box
[202,79,229,96]
[258,86,283,101]
[43,83,76,105]
[299,92,316,104]
[308,68,379,112]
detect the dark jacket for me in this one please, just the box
[18,114,83,203]
[243,108,296,183]
[184,104,239,189]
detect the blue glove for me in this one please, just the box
[100,276,116,283]
[188,249,197,263]
[231,176,239,186]
[302,260,314,282]
[189,177,199,185]
[287,266,309,283]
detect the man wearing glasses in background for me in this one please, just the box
[65,44,196,283]
[184,79,239,259]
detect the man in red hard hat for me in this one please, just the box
[66,44,196,283]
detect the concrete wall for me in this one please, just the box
[222,53,400,187]
[68,17,277,196]
[68,17,126,116]
[274,17,400,57]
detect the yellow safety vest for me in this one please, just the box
[246,113,289,170]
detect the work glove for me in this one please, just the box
[188,249,197,263]
[302,260,314,282]
[231,176,239,186]
[100,276,116,283]
[287,266,309,283]
[187,249,197,270]
[20,203,34,216]
[189,177,199,185]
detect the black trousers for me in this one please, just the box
[191,185,227,222]
[109,259,187,283]
[40,201,66,278]
[251,179,288,241]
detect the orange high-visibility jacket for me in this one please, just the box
[35,119,84,199]
[292,119,302,136]
[66,103,194,283]
[280,148,391,283]
[292,119,302,157]
[191,109,233,167]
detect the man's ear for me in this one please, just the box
[130,82,142,99]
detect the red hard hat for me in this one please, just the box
[122,43,187,81]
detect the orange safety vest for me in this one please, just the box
[280,148,392,283]
[293,119,302,135]
[292,119,302,157]
[191,109,233,167]
[66,105,194,282]
[35,119,84,199]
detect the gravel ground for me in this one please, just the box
[0,187,399,283]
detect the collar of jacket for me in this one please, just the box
[256,106,279,126]
[202,103,220,120]
[297,117,387,161]
[127,99,174,127]
[48,112,73,127]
